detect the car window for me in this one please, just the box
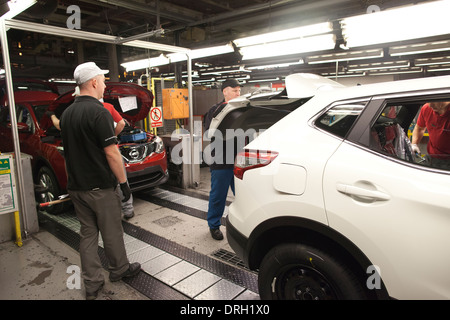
[315,103,365,138]
[33,105,49,123]
[17,105,35,132]
[368,99,450,172]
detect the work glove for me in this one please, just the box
[411,144,421,154]
[120,181,132,202]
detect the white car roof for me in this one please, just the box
[314,74,450,102]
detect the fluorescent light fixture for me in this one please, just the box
[121,54,169,71]
[389,40,450,56]
[368,67,423,76]
[341,1,450,48]
[192,78,216,83]
[121,43,234,71]
[240,34,335,60]
[307,48,383,64]
[348,60,410,72]
[322,71,366,78]
[48,78,76,83]
[1,0,36,19]
[201,65,251,75]
[427,64,450,72]
[415,56,450,66]
[190,43,234,58]
[166,43,234,63]
[216,75,251,81]
[248,77,280,83]
[247,60,304,70]
[234,22,333,47]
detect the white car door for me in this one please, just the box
[323,135,450,299]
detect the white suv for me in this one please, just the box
[223,74,450,300]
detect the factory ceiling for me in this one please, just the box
[2,0,449,86]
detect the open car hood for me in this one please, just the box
[42,82,153,130]
[208,73,344,135]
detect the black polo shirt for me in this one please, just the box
[60,95,118,191]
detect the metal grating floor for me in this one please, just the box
[212,249,248,270]
[38,186,259,300]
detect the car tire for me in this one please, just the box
[37,166,70,215]
[258,243,368,300]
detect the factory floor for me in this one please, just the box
[0,167,259,302]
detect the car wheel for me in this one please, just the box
[37,166,69,215]
[258,243,368,300]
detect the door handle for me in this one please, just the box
[336,183,390,202]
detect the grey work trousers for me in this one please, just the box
[69,187,129,292]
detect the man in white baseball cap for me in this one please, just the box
[60,61,140,299]
[73,62,109,99]
[74,61,109,85]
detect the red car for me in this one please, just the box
[0,81,168,214]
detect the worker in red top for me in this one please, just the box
[102,101,125,136]
[48,101,125,136]
[412,102,450,169]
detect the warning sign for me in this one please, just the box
[0,155,18,214]
[150,106,163,128]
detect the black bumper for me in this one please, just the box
[226,215,250,267]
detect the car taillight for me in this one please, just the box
[234,150,278,180]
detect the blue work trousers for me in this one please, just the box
[207,168,235,230]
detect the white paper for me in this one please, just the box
[118,96,138,112]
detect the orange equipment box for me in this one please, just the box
[162,88,189,119]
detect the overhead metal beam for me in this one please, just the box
[4,18,190,53]
[96,0,198,23]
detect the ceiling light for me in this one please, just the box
[341,1,450,48]
[389,40,450,56]
[307,48,383,64]
[121,43,234,71]
[240,34,335,60]
[415,56,450,66]
[215,75,251,81]
[192,78,215,83]
[426,64,450,72]
[348,60,410,72]
[248,77,280,83]
[121,54,169,71]
[234,22,333,47]
[48,78,76,83]
[322,71,366,78]
[368,67,423,76]
[201,66,251,75]
[247,60,304,70]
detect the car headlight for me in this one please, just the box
[154,136,164,154]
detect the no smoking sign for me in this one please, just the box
[150,106,163,128]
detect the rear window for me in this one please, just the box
[315,103,365,138]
